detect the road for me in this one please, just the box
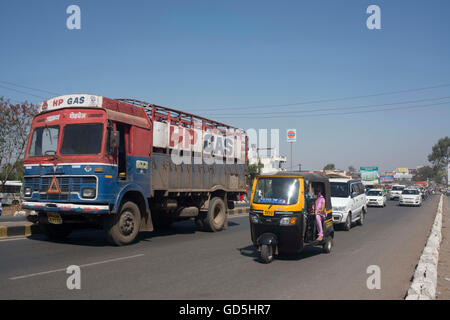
[0,196,440,300]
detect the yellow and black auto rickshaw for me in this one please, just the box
[249,172,334,263]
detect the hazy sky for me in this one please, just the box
[1,0,449,173]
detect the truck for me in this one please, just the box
[21,94,248,245]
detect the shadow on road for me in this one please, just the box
[27,218,242,247]
[238,244,324,264]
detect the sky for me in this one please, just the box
[1,0,449,173]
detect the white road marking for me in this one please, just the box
[9,254,145,280]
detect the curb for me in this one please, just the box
[228,207,249,215]
[0,222,40,239]
[405,194,444,300]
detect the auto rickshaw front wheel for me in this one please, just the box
[261,244,275,263]
[322,236,333,254]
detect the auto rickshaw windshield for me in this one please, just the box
[253,177,299,205]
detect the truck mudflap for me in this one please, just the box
[21,201,110,214]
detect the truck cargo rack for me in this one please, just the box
[117,98,245,136]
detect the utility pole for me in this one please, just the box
[297,163,302,172]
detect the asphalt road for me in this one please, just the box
[0,196,440,300]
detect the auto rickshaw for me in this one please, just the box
[249,172,334,263]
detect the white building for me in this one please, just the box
[248,145,287,174]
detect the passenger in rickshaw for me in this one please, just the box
[312,185,326,241]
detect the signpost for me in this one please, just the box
[287,129,296,171]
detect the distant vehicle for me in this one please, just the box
[0,181,22,205]
[366,189,386,207]
[399,189,422,207]
[330,179,367,231]
[389,184,406,200]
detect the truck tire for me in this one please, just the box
[104,201,141,246]
[203,197,227,232]
[40,223,72,240]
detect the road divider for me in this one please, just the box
[0,221,40,239]
[405,194,444,300]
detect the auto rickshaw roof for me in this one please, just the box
[258,171,330,183]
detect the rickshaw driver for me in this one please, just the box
[312,186,326,241]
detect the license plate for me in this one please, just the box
[47,212,62,225]
[263,210,274,216]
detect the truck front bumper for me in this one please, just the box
[22,201,110,214]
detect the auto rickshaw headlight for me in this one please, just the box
[280,217,297,226]
[250,215,259,224]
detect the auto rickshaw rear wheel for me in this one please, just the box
[261,244,274,263]
[323,236,333,254]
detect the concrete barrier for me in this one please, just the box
[405,194,444,300]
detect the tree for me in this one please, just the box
[248,161,263,181]
[428,137,449,170]
[323,163,335,171]
[348,166,356,174]
[412,166,434,181]
[0,97,38,187]
[427,137,449,184]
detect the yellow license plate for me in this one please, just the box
[47,212,62,225]
[263,210,274,216]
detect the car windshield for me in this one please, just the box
[367,190,382,196]
[253,177,299,205]
[330,182,349,198]
[392,186,405,191]
[28,125,60,157]
[402,189,419,195]
[61,123,104,155]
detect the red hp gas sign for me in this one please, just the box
[287,129,296,143]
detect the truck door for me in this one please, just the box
[116,123,130,180]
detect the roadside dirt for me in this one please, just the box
[437,195,450,299]
[0,204,22,216]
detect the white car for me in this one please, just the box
[366,189,386,207]
[399,188,422,206]
[389,184,406,200]
[330,179,367,231]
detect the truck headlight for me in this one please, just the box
[82,188,96,199]
[24,187,32,197]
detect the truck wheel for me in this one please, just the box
[261,244,274,263]
[104,201,141,246]
[203,197,227,232]
[40,224,72,240]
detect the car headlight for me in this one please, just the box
[24,187,32,197]
[82,188,96,199]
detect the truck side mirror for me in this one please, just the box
[109,130,120,154]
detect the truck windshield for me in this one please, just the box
[61,123,104,155]
[28,125,60,157]
[330,182,349,198]
[253,177,299,205]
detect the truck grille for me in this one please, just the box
[24,176,97,200]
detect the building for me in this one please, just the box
[248,145,287,174]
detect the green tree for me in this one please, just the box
[428,136,449,170]
[412,166,434,182]
[427,137,449,183]
[248,161,263,181]
[323,163,335,171]
[0,97,38,187]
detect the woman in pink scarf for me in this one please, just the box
[313,188,326,241]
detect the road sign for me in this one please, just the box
[287,129,296,143]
